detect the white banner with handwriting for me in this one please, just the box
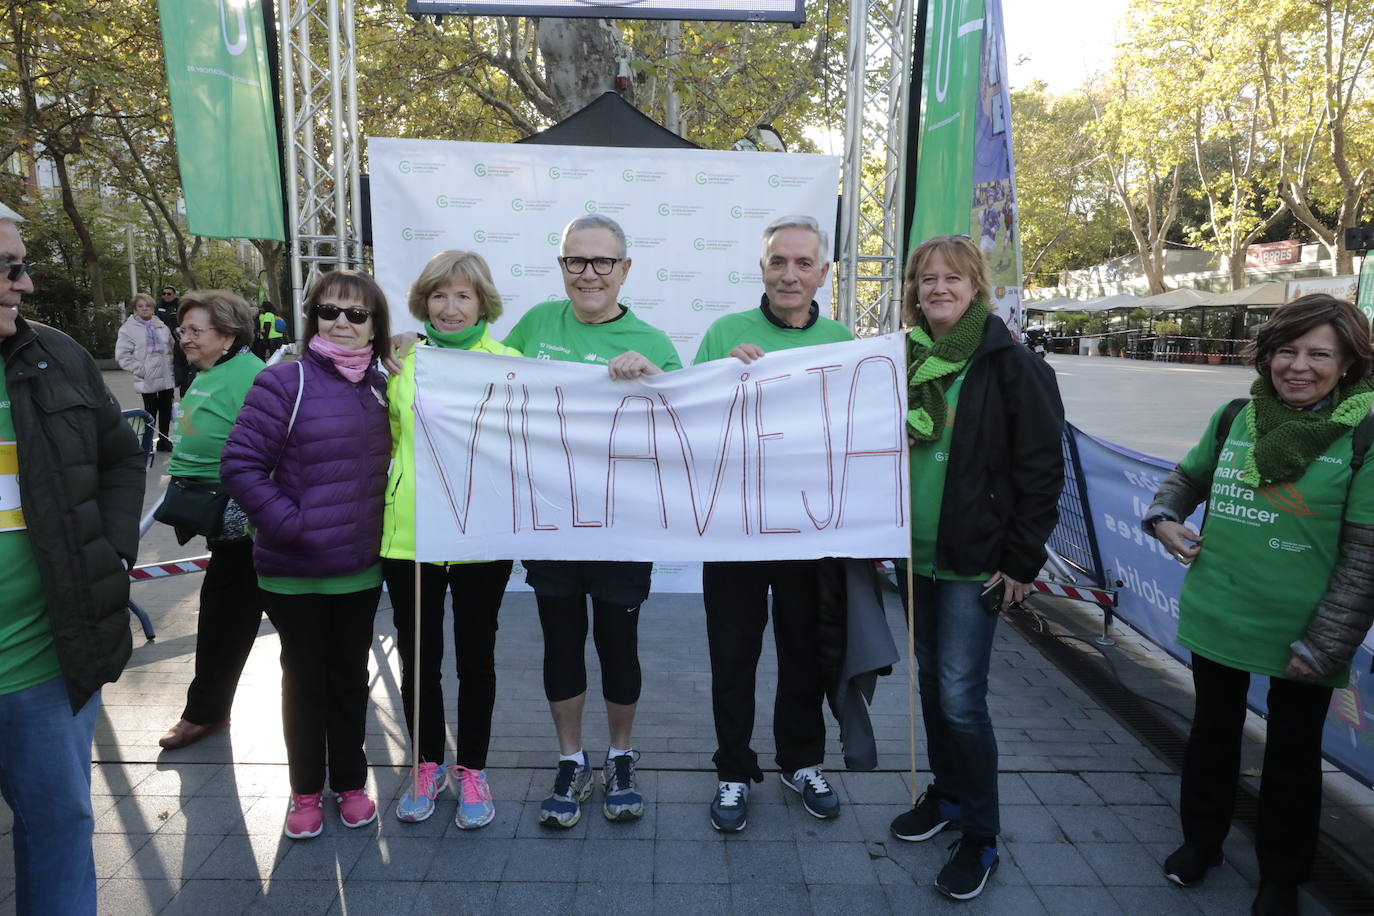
[412,336,909,563]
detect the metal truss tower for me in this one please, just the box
[278,0,364,329]
[838,0,919,336]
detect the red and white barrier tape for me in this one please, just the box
[128,556,210,582]
[1031,580,1117,606]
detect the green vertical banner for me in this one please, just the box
[1359,256,1374,326]
[159,0,285,240]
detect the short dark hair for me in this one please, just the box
[160,286,177,295]
[301,269,393,365]
[1246,293,1374,382]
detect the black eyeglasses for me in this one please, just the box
[4,262,31,282]
[313,303,371,324]
[559,256,622,276]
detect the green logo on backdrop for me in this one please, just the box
[401,228,415,241]
[622,169,635,182]
[656,269,668,281]
[695,171,707,185]
[691,299,704,311]
[511,265,524,277]
[548,166,562,179]
[435,195,449,208]
[657,203,670,216]
[511,199,525,212]
[728,271,740,284]
[585,200,598,213]
[730,205,743,219]
[399,160,412,174]
[547,232,561,246]
[767,174,781,188]
[473,230,487,243]
[693,238,706,251]
[474,163,488,177]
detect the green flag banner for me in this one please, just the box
[1359,256,1374,326]
[159,0,285,240]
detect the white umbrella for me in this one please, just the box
[1207,281,1288,306]
[1136,287,1226,311]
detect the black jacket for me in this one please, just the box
[2,317,145,712]
[935,315,1064,582]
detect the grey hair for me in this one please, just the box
[0,201,24,224]
[561,214,628,258]
[761,214,829,262]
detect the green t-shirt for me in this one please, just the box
[907,369,986,582]
[167,350,265,481]
[1176,401,1374,686]
[259,562,383,596]
[691,304,853,364]
[0,359,62,695]
[503,300,683,371]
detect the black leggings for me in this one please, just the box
[536,594,642,705]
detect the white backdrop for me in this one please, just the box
[368,138,841,367]
[411,336,908,564]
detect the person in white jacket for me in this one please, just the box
[115,293,175,452]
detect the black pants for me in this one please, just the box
[1181,653,1334,884]
[140,389,173,451]
[181,540,265,725]
[382,559,511,768]
[702,560,826,783]
[536,594,642,705]
[264,588,381,794]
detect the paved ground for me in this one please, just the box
[0,357,1366,915]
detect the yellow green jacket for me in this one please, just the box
[380,329,521,561]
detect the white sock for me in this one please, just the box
[607,746,633,761]
[559,750,587,766]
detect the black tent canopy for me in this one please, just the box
[519,92,698,149]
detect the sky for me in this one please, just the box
[1002,0,1132,92]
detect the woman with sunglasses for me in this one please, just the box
[221,270,393,840]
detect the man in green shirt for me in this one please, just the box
[0,203,145,914]
[503,214,679,830]
[693,215,853,833]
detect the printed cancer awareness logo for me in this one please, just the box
[474,163,488,177]
[1259,483,1319,517]
[548,166,562,179]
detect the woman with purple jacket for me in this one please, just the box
[221,270,393,840]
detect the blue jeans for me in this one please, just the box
[909,575,1001,837]
[0,677,100,915]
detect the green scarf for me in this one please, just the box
[423,319,486,350]
[906,300,990,441]
[1241,374,1374,486]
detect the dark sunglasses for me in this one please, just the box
[313,303,371,324]
[4,262,31,282]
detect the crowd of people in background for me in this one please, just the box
[1,199,1371,916]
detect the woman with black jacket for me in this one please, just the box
[887,235,1064,901]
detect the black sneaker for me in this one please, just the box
[935,833,999,901]
[601,750,645,822]
[780,766,840,819]
[1251,881,1299,916]
[890,788,959,842]
[1163,843,1224,887]
[709,780,749,833]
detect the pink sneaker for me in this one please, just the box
[336,789,377,828]
[284,791,324,839]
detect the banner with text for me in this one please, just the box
[1067,423,1374,788]
[411,336,908,563]
[368,138,840,366]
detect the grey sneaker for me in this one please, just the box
[538,757,593,829]
[780,766,840,819]
[602,750,645,821]
[710,780,749,832]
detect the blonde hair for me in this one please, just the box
[901,235,994,327]
[178,290,255,348]
[131,293,156,312]
[406,250,504,324]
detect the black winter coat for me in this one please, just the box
[2,317,145,713]
[934,315,1064,582]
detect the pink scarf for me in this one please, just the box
[308,335,373,383]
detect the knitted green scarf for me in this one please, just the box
[1241,374,1374,486]
[906,300,990,442]
[423,319,486,350]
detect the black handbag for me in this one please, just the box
[155,476,230,538]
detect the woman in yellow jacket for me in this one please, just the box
[383,250,521,828]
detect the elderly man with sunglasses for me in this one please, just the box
[501,214,681,830]
[0,202,145,914]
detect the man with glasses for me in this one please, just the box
[502,214,681,829]
[692,214,853,833]
[0,202,145,913]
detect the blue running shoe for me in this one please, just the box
[539,756,592,829]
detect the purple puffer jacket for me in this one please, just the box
[221,348,391,578]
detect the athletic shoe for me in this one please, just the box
[284,791,324,839]
[602,750,645,822]
[396,761,446,824]
[780,766,840,819]
[539,756,593,829]
[936,833,999,900]
[1163,843,1224,887]
[336,789,377,829]
[709,780,749,833]
[451,765,496,829]
[890,787,959,842]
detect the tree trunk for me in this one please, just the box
[536,18,627,116]
[50,152,105,309]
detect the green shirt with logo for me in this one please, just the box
[0,359,62,695]
[503,300,682,371]
[907,368,986,582]
[691,305,852,365]
[168,350,265,481]
[1176,401,1374,686]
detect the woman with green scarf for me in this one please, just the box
[1144,295,1374,916]
[382,250,521,829]
[887,235,1064,901]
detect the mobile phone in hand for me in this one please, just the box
[979,580,1004,614]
